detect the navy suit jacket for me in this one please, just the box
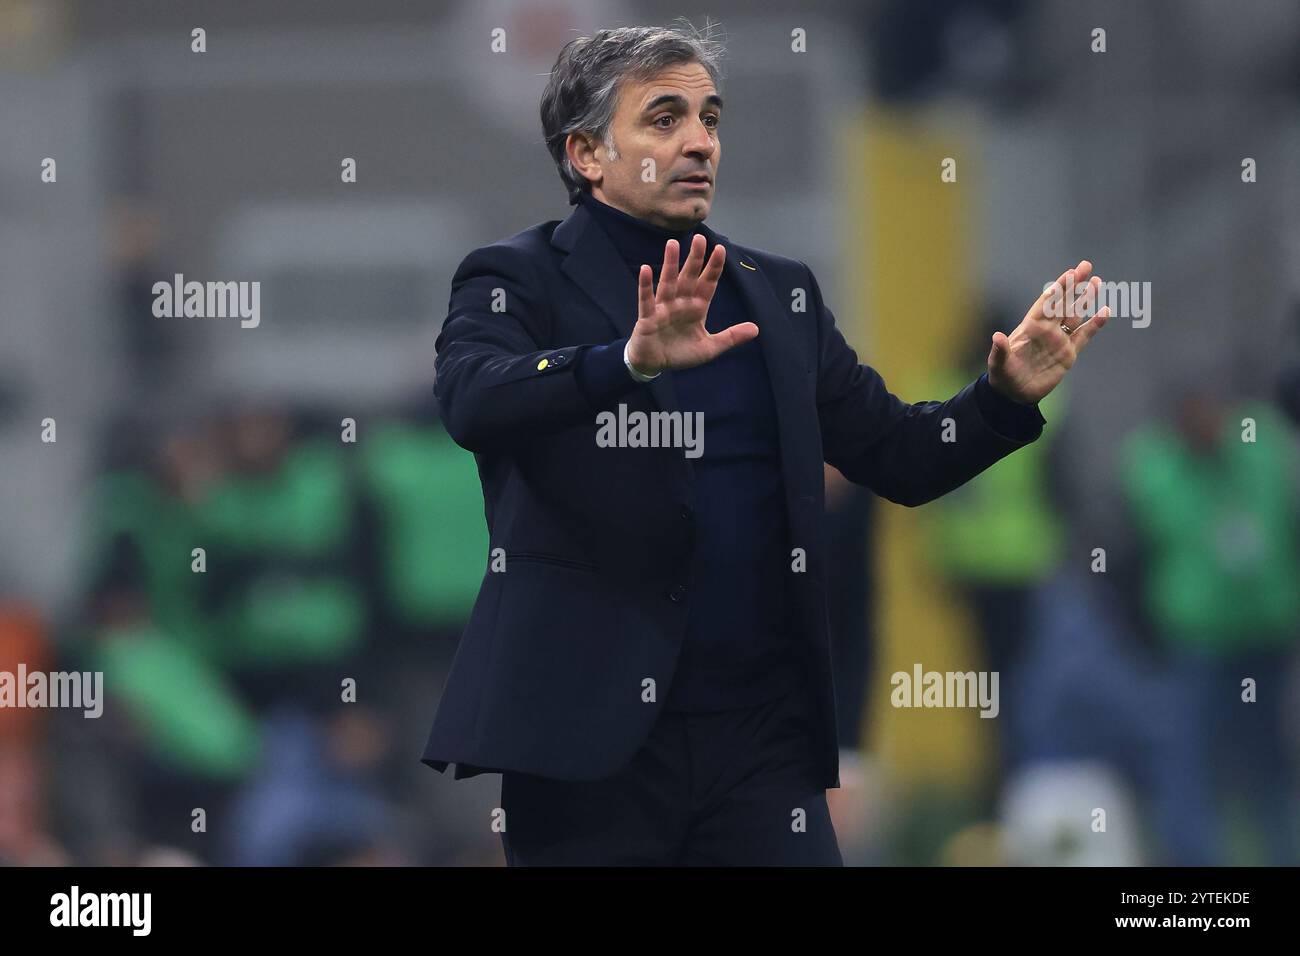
[422,198,1043,789]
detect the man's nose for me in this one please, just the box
[682,120,716,159]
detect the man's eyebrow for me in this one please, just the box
[641,93,724,114]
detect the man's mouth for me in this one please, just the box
[676,174,712,189]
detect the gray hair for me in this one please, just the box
[540,21,725,205]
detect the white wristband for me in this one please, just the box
[623,340,661,382]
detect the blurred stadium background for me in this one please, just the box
[2,0,1299,865]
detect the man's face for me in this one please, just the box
[570,61,721,230]
[1177,391,1225,455]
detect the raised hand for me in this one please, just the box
[625,234,759,376]
[987,259,1111,404]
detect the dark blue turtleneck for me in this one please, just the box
[573,192,802,711]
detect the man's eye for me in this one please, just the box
[704,115,720,129]
[654,115,673,128]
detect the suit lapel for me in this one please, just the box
[721,242,824,503]
[553,202,682,416]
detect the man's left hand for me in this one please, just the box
[987,259,1111,404]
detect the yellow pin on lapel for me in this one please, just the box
[537,358,549,370]
[738,260,757,271]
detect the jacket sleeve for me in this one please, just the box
[433,243,643,453]
[807,262,1047,507]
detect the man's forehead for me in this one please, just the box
[624,64,718,108]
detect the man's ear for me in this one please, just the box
[566,131,602,188]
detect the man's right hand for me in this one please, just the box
[625,234,759,377]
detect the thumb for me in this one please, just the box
[987,331,1010,370]
[706,321,760,361]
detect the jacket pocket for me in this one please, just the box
[506,551,600,573]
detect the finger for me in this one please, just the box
[1033,270,1071,323]
[1040,269,1070,300]
[637,264,655,320]
[1064,262,1095,320]
[695,244,727,302]
[705,320,759,359]
[657,239,680,304]
[1070,275,1100,322]
[1062,269,1083,320]
[1035,261,1093,323]
[1071,305,1110,352]
[987,330,1010,369]
[678,234,706,296]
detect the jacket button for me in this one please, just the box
[680,507,692,521]
[668,584,688,602]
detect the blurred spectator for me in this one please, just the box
[1012,569,1219,864]
[196,405,367,714]
[222,708,399,866]
[61,395,496,864]
[354,395,489,667]
[72,414,257,859]
[0,602,70,865]
[1120,386,1300,864]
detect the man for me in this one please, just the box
[1120,386,1300,864]
[422,24,1109,866]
